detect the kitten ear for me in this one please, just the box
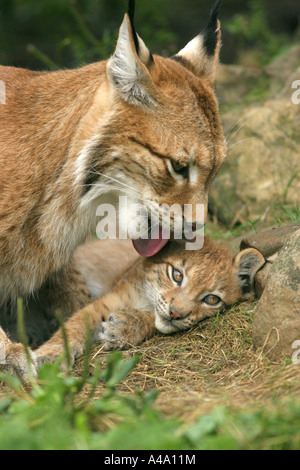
[173,0,222,86]
[107,12,156,107]
[234,248,266,297]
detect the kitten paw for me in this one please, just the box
[97,312,135,351]
[0,342,37,377]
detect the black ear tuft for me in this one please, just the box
[128,0,139,54]
[203,0,222,56]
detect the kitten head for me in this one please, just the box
[143,239,265,334]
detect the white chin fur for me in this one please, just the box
[155,314,177,335]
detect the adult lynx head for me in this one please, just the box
[79,0,226,256]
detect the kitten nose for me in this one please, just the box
[169,306,183,320]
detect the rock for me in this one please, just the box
[216,45,300,110]
[240,223,300,257]
[210,98,300,226]
[278,66,300,99]
[264,45,300,97]
[216,64,261,111]
[210,47,300,227]
[252,229,300,359]
[239,224,300,298]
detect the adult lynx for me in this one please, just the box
[0,1,226,370]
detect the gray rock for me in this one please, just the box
[240,223,300,257]
[264,45,300,97]
[216,64,261,111]
[211,47,300,227]
[252,229,300,359]
[210,98,300,226]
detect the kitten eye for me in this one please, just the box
[202,294,221,306]
[171,160,188,177]
[171,267,184,285]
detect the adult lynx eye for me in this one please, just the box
[203,294,221,306]
[171,267,184,285]
[170,160,188,177]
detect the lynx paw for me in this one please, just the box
[97,312,138,351]
[0,342,37,377]
[35,344,75,370]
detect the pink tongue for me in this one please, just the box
[132,228,169,257]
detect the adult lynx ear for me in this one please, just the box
[173,0,222,86]
[107,3,156,107]
[234,248,266,297]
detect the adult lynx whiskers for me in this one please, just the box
[0,1,227,373]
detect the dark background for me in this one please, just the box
[0,0,299,70]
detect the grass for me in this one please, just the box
[0,210,299,450]
[206,202,300,247]
[1,298,300,450]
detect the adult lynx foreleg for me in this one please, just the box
[38,258,92,322]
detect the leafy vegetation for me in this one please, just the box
[0,0,177,69]
[0,352,170,450]
[1,300,300,450]
[1,349,300,450]
[0,0,299,451]
[0,0,298,69]
[225,0,291,65]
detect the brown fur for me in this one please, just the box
[34,239,265,366]
[0,9,227,372]
[74,239,139,299]
[0,239,137,349]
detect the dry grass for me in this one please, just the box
[1,217,299,452]
[74,299,300,423]
[1,222,299,423]
[1,294,299,431]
